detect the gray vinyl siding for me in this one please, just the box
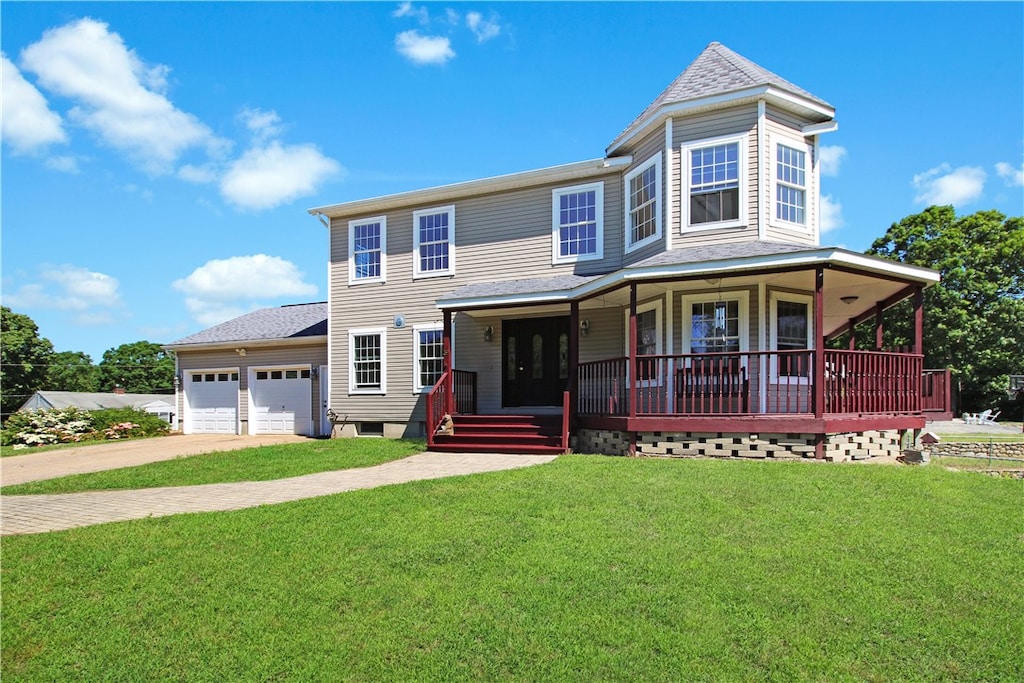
[328,171,623,428]
[622,126,668,266]
[672,105,760,247]
[175,343,327,434]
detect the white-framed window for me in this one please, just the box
[412,324,444,393]
[682,133,746,231]
[623,298,664,385]
[624,154,662,253]
[774,142,807,226]
[552,182,604,264]
[682,291,750,357]
[349,328,386,394]
[349,216,386,284]
[413,205,455,278]
[770,292,813,381]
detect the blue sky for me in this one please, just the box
[2,1,1022,361]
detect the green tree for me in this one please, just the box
[1,307,55,418]
[98,341,175,394]
[866,206,1024,413]
[45,350,101,392]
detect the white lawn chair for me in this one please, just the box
[978,410,1001,425]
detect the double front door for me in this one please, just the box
[502,316,570,407]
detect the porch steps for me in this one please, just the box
[432,414,566,454]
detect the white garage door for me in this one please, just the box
[186,370,239,434]
[250,367,312,435]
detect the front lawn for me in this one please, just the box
[2,457,1020,681]
[0,438,426,495]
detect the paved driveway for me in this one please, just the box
[1,434,308,486]
[0,452,557,536]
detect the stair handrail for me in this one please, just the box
[426,370,450,448]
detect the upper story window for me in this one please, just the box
[552,182,604,264]
[624,154,662,253]
[775,143,807,226]
[682,133,746,231]
[349,216,386,284]
[413,205,455,278]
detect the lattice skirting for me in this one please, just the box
[577,429,906,461]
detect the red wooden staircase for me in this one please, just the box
[430,414,567,454]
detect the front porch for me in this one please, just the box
[425,245,946,458]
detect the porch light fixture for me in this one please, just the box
[580,319,590,336]
[484,326,494,342]
[840,296,859,305]
[235,348,246,356]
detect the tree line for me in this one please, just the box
[1,307,175,418]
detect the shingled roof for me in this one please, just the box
[609,42,834,153]
[167,302,327,347]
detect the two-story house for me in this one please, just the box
[308,42,945,460]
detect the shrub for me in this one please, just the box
[89,408,170,439]
[1,407,95,446]
[1,407,169,447]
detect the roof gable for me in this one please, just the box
[609,42,834,153]
[167,302,328,347]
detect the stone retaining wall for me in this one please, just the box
[926,442,1024,460]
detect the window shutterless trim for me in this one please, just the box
[412,323,444,394]
[412,205,455,279]
[770,135,812,233]
[624,154,663,254]
[623,297,665,387]
[348,327,387,395]
[769,291,813,383]
[551,182,604,264]
[681,132,747,233]
[348,216,387,285]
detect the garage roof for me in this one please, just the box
[166,302,327,349]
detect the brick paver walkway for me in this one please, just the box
[0,452,556,536]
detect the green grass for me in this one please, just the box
[931,455,1024,470]
[0,438,426,495]
[2,457,1021,681]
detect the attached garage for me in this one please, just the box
[166,302,328,437]
[249,366,313,435]
[185,370,239,434]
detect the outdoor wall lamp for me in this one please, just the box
[840,296,859,305]
[235,348,246,356]
[580,319,590,336]
[484,326,494,342]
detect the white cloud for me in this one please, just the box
[19,18,224,174]
[45,155,80,174]
[172,254,318,327]
[995,161,1024,187]
[912,163,986,206]
[220,141,343,210]
[1,52,67,154]
[466,12,501,43]
[818,145,846,177]
[393,1,429,24]
[239,107,283,143]
[395,30,455,65]
[3,265,122,320]
[173,254,317,300]
[178,163,219,184]
[819,194,844,233]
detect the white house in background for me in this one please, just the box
[164,302,329,436]
[19,391,178,429]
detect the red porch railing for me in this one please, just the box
[577,349,925,418]
[426,369,477,446]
